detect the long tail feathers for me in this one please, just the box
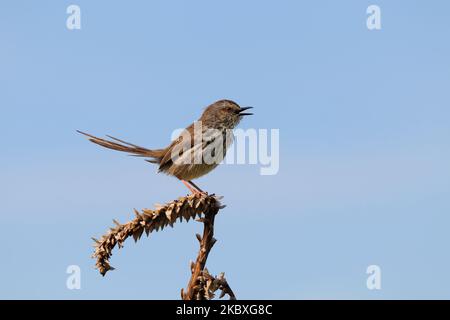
[77,130,164,163]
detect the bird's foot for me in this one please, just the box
[192,189,208,197]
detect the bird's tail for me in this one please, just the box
[77,130,165,164]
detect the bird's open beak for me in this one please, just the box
[238,106,253,116]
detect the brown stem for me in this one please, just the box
[182,203,235,300]
[183,205,217,300]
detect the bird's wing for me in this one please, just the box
[158,126,233,172]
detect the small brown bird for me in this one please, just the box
[78,99,253,194]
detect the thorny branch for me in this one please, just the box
[91,193,235,300]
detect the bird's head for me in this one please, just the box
[200,99,253,129]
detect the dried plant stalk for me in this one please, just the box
[92,193,223,276]
[181,203,236,300]
[92,193,235,300]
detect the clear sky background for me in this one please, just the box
[1,1,450,299]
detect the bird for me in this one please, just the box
[77,99,253,195]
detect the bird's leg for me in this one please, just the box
[180,179,208,196]
[181,180,203,195]
[187,180,206,194]
[188,180,208,196]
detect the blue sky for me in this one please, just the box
[1,0,450,299]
